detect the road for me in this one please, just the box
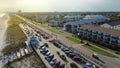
[17,15,120,68]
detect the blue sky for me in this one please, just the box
[0,0,120,12]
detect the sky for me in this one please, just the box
[0,0,120,12]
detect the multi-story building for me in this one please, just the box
[101,21,120,30]
[79,25,120,48]
[65,15,110,33]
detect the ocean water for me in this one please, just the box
[0,13,9,68]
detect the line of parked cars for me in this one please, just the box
[50,40,97,68]
[26,24,97,68]
[39,43,65,68]
[28,24,50,39]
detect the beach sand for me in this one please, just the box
[0,13,9,68]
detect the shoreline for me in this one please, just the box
[0,13,9,68]
[0,13,9,52]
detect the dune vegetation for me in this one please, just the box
[2,14,27,55]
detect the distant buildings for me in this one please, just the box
[65,15,110,33]
[83,15,110,21]
[79,24,120,48]
[101,21,120,30]
[64,15,83,21]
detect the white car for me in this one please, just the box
[84,63,96,68]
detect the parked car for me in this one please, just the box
[45,52,51,56]
[41,46,46,51]
[49,54,54,59]
[84,63,96,68]
[61,48,69,51]
[73,55,83,62]
[60,55,67,62]
[53,42,61,48]
[57,51,60,55]
[64,50,73,55]
[49,58,56,66]
[59,64,65,68]
[53,61,61,68]
[41,50,48,55]
[70,62,79,68]
[92,53,99,59]
[45,55,51,62]
[44,43,49,48]
[68,53,76,58]
[39,38,41,41]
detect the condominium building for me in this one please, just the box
[65,15,110,33]
[101,21,120,30]
[79,25,120,48]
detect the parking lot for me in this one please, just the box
[20,23,98,68]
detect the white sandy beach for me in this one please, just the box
[0,13,9,68]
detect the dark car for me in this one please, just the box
[41,50,48,55]
[39,45,44,49]
[70,63,79,68]
[61,48,69,52]
[39,38,41,41]
[45,55,51,62]
[53,42,58,46]
[64,50,73,55]
[45,54,54,62]
[53,42,61,48]
[44,43,49,48]
[60,55,67,62]
[59,64,65,68]
[92,53,99,59]
[57,51,60,55]
[68,53,76,58]
[49,54,54,59]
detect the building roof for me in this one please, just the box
[65,15,110,26]
[65,19,92,26]
[65,18,106,26]
[108,21,120,26]
[64,15,83,19]
[83,15,109,20]
[80,24,120,37]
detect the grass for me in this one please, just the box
[2,14,27,55]
[83,45,117,57]
[48,28,61,34]
[66,36,80,44]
